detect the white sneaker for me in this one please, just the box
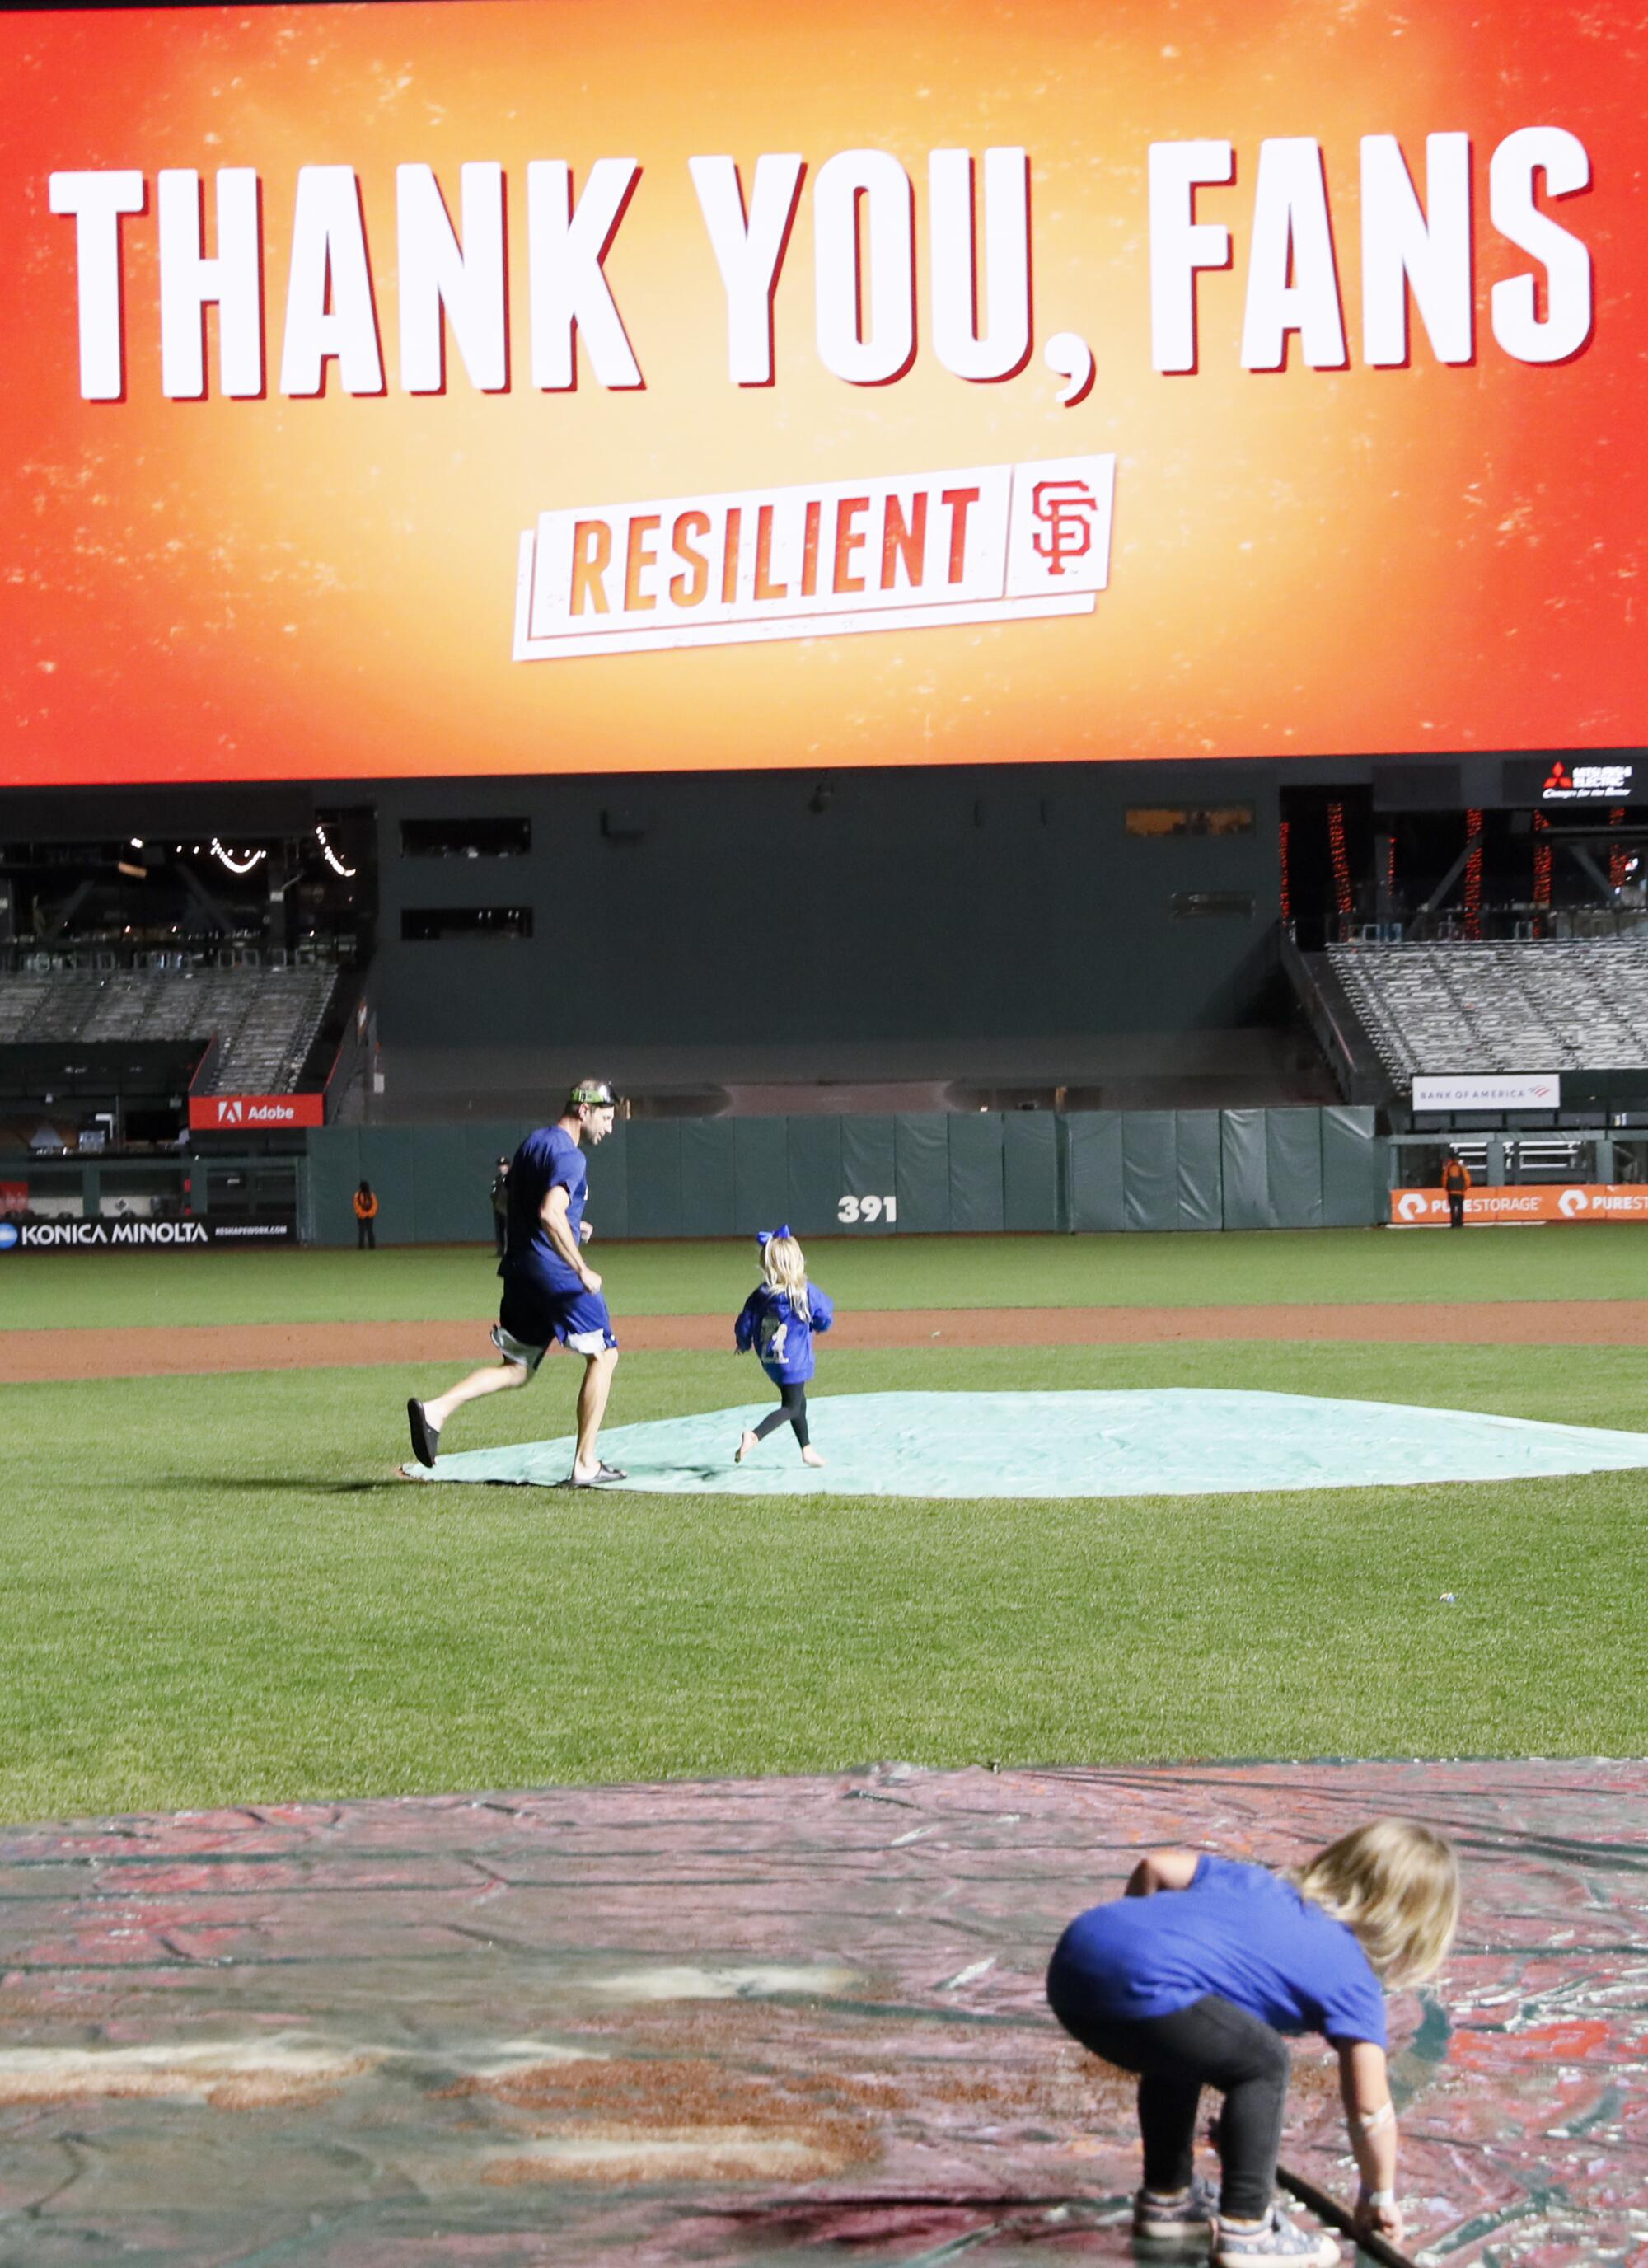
[1213,2205,1339,2266]
[1132,2173,1219,2246]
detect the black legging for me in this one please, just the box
[1047,1958,1290,2221]
[753,1380,809,1447]
[357,1216,377,1249]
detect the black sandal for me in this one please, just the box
[407,1399,441,1469]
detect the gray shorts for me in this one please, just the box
[490,1322,550,1374]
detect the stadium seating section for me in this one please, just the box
[1330,939,1648,1085]
[0,959,340,1094]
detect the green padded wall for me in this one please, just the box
[1003,1111,1059,1232]
[894,1114,951,1234]
[307,1105,1386,1244]
[1065,1114,1126,1233]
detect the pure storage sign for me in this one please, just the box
[1391,1187,1648,1225]
[6,0,1641,786]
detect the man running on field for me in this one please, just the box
[407,1079,625,1486]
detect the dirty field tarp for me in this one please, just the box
[1,1760,1643,2266]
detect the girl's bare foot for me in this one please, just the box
[735,1431,759,1464]
[801,1446,825,1468]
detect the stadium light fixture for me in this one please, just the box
[315,822,356,878]
[209,837,266,875]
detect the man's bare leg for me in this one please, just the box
[571,1347,619,1479]
[424,1360,528,1435]
[409,1358,529,1465]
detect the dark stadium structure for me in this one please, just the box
[4,748,1648,1242]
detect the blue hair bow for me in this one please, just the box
[756,1225,793,1248]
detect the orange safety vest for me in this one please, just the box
[1441,1159,1472,1195]
[353,1189,378,1220]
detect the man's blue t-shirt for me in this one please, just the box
[734,1284,834,1383]
[502,1125,588,1296]
[1052,1856,1387,2045]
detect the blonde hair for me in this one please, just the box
[762,1234,812,1322]
[1288,1818,1459,1988]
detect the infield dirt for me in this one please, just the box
[3,1297,1646,1381]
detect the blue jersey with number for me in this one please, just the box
[734,1282,834,1383]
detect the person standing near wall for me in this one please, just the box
[489,1155,510,1258]
[1440,1148,1471,1230]
[408,1080,624,1484]
[353,1179,378,1249]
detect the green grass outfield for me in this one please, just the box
[2,1228,1646,1821]
[6,1221,1648,1329]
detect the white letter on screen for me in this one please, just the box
[1360,134,1472,366]
[396,162,507,392]
[49,170,146,400]
[158,168,264,398]
[1242,138,1346,369]
[279,167,383,396]
[1148,141,1234,373]
[929,147,1031,380]
[1490,127,1593,363]
[688,153,804,385]
[527,158,643,391]
[813,149,915,383]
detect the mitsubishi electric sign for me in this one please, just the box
[1541,760,1635,803]
[1411,1073,1561,1112]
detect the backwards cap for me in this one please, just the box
[568,1079,617,1109]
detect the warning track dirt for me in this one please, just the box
[5,1300,1648,1383]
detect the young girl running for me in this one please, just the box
[1046,1817,1458,2264]
[733,1227,833,1467]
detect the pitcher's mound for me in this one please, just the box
[404,1388,1648,1497]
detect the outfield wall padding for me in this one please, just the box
[307,1105,1382,1247]
[1056,1105,1380,1239]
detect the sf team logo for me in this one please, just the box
[1030,479,1100,576]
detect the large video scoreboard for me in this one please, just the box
[3,0,1642,784]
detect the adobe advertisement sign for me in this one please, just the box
[1391,1186,1648,1226]
[3,1,1643,785]
[187,1093,325,1131]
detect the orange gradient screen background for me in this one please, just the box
[3,0,1645,785]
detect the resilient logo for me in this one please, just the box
[1559,1188,1589,1217]
[1396,1193,1432,1222]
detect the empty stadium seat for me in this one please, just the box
[0,962,344,1094]
[1327,939,1648,1085]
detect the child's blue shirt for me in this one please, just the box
[734,1282,834,1383]
[1051,1855,1387,2046]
